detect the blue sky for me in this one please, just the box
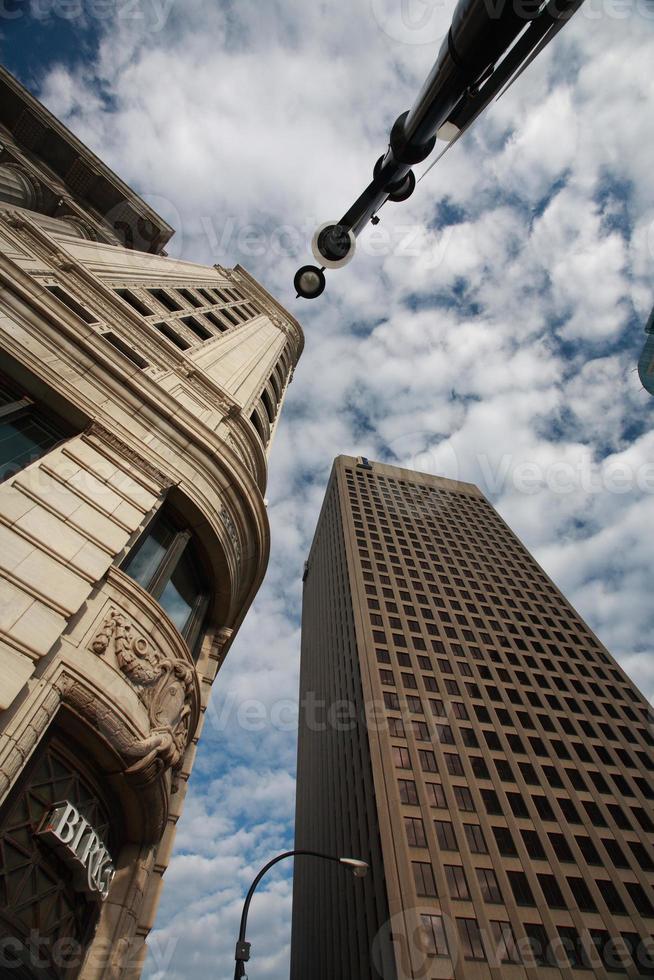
[4,1,654,977]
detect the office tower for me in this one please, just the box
[292,455,654,980]
[0,67,303,978]
[638,305,654,396]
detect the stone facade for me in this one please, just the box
[0,67,303,977]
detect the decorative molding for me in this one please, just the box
[89,609,199,789]
[209,627,234,665]
[84,422,174,489]
[219,506,241,561]
[13,109,47,150]
[0,160,45,212]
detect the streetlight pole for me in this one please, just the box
[294,0,586,299]
[233,849,368,979]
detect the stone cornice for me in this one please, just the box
[0,67,173,253]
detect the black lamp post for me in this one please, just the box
[233,849,368,979]
[294,0,586,298]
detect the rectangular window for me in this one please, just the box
[594,880,625,915]
[405,816,427,847]
[523,923,552,967]
[521,829,546,860]
[418,750,438,773]
[398,779,419,805]
[464,824,487,854]
[102,331,149,368]
[476,867,502,903]
[537,873,566,909]
[413,861,438,897]
[457,918,486,961]
[453,786,475,812]
[0,375,71,481]
[445,864,470,900]
[545,833,572,861]
[424,782,446,808]
[492,826,517,857]
[388,717,405,738]
[508,870,536,907]
[490,921,521,964]
[47,284,98,323]
[115,287,153,316]
[434,820,458,851]
[392,746,412,769]
[154,321,192,350]
[566,877,597,912]
[420,914,449,957]
[625,881,654,917]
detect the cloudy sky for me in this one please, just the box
[4,0,654,975]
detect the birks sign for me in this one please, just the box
[36,801,115,902]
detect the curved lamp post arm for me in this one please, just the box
[234,849,367,978]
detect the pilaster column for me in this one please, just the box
[0,162,42,210]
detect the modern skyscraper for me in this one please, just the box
[292,455,654,980]
[0,67,303,977]
[638,305,654,397]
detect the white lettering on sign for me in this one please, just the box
[36,801,115,901]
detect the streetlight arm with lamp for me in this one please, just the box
[233,849,368,979]
[294,0,586,299]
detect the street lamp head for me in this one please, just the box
[339,857,369,878]
[294,264,326,300]
[311,221,356,269]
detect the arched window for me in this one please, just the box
[121,510,210,657]
[249,409,267,445]
[261,388,276,424]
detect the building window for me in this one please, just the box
[405,816,427,847]
[424,783,446,808]
[453,786,475,812]
[0,375,71,481]
[434,820,458,851]
[445,864,470,900]
[413,861,438,897]
[398,779,419,805]
[420,914,449,957]
[523,922,552,967]
[508,870,536,907]
[464,824,487,854]
[491,921,521,964]
[537,873,566,909]
[121,510,210,656]
[457,917,486,961]
[476,867,503,903]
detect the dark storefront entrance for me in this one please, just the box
[0,732,119,979]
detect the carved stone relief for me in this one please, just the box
[89,609,199,789]
[84,421,173,489]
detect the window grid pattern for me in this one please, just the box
[340,458,654,977]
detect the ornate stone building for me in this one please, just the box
[0,67,303,977]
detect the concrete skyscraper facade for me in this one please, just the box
[292,456,654,980]
[0,67,303,977]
